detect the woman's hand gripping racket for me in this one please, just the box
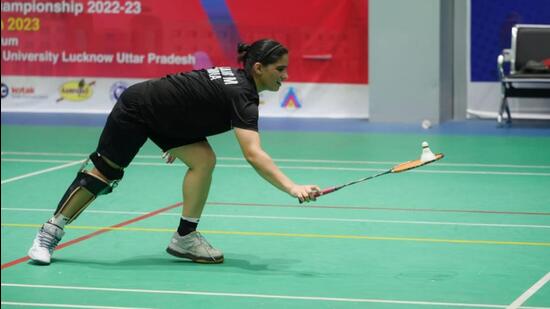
[299,142,444,203]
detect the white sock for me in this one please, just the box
[48,214,70,229]
[181,216,200,223]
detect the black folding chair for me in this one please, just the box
[497,24,550,124]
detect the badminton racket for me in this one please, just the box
[300,153,444,203]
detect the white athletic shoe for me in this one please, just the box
[28,222,65,265]
[166,231,224,264]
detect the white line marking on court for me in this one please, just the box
[2,208,549,229]
[4,283,548,308]
[3,158,550,177]
[1,158,77,163]
[2,151,549,169]
[0,301,152,309]
[204,214,550,229]
[1,151,88,157]
[0,160,84,185]
[222,165,550,176]
[507,272,550,309]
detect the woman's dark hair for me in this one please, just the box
[237,39,288,73]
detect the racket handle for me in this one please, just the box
[319,187,338,195]
[298,186,338,204]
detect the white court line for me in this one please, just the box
[1,151,94,157]
[2,208,549,229]
[204,214,550,229]
[222,165,550,176]
[3,158,550,177]
[0,301,152,309]
[507,272,550,309]
[2,151,550,169]
[1,160,84,185]
[2,158,77,163]
[3,283,548,308]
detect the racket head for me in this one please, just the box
[391,153,444,173]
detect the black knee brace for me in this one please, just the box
[89,152,124,181]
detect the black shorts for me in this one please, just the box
[95,82,206,168]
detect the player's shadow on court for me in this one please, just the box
[51,254,325,277]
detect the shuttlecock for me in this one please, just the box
[421,120,432,129]
[420,141,436,163]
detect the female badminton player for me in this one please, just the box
[28,39,321,265]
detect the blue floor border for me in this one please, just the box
[2,112,549,137]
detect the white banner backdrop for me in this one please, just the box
[1,76,369,118]
[1,76,139,114]
[259,83,369,118]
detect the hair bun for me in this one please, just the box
[237,42,250,63]
[237,43,250,54]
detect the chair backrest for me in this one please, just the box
[511,24,550,74]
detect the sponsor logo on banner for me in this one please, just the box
[110,81,129,102]
[1,82,48,100]
[57,79,96,102]
[1,83,8,99]
[11,86,35,96]
[280,87,302,109]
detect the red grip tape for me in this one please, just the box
[320,187,337,195]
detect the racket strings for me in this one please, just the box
[391,153,444,173]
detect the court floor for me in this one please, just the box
[2,120,550,309]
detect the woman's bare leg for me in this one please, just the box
[168,141,216,218]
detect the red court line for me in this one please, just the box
[207,201,550,216]
[1,202,182,270]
